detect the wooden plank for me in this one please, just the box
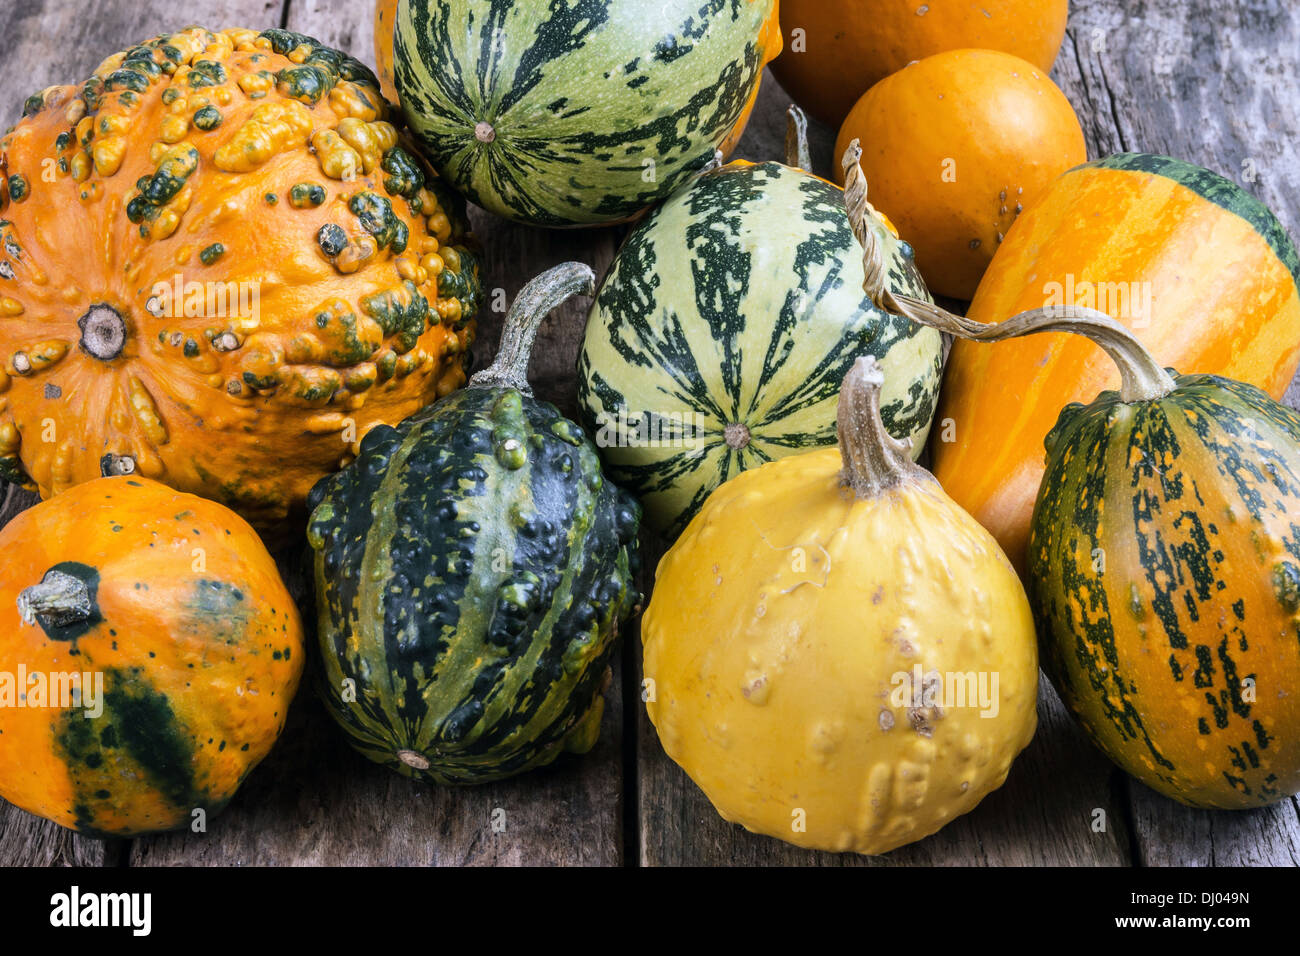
[132,669,625,866]
[1128,785,1300,866]
[284,0,376,69]
[0,805,124,868]
[1053,0,1300,863]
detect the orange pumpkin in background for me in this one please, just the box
[374,0,399,102]
[835,48,1086,300]
[0,27,481,533]
[772,0,1069,126]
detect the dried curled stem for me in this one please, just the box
[470,261,595,395]
[839,140,1177,403]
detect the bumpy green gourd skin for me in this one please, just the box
[1029,372,1300,808]
[306,384,641,784]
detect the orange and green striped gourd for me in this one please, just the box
[931,154,1300,573]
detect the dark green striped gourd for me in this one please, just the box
[307,263,641,784]
[391,0,779,226]
[576,154,944,539]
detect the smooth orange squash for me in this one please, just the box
[772,0,1068,126]
[930,153,1300,573]
[0,476,304,835]
[374,0,399,102]
[0,28,481,531]
[835,48,1086,300]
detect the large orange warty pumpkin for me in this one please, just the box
[0,27,480,531]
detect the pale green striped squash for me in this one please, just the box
[392,0,779,226]
[577,160,945,539]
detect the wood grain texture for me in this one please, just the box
[0,0,283,108]
[283,0,375,59]
[1128,786,1300,866]
[0,806,122,868]
[131,685,624,865]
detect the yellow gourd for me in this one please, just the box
[642,356,1040,853]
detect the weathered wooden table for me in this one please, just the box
[2,0,1299,867]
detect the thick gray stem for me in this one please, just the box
[18,570,93,628]
[837,357,929,498]
[469,262,596,394]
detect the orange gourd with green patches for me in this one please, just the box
[870,261,1300,809]
[1031,355,1300,809]
[0,27,480,530]
[0,476,304,836]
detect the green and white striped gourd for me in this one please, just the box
[392,0,780,226]
[577,150,945,538]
